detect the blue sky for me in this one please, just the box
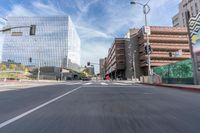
[0,0,180,72]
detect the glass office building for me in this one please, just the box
[1,16,80,71]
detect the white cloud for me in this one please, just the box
[7,5,35,16]
[7,1,66,17]
[32,1,66,15]
[75,0,99,15]
[81,42,109,72]
[73,0,105,39]
[76,25,113,40]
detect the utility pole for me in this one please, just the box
[143,3,151,76]
[37,48,40,81]
[130,0,152,76]
[132,50,136,80]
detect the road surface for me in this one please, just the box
[0,81,200,133]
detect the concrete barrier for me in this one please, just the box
[140,74,162,84]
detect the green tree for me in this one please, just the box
[9,64,17,71]
[0,64,7,71]
[20,64,26,71]
[80,72,87,79]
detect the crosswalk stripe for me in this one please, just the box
[83,83,93,85]
[100,82,108,85]
[112,83,129,85]
[65,83,81,85]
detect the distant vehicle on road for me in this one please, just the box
[105,75,110,80]
[81,77,91,81]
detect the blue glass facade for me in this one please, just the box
[1,16,80,71]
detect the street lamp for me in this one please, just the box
[130,0,152,76]
[132,50,137,80]
[37,51,41,81]
[60,48,68,80]
[37,50,41,81]
[33,39,40,81]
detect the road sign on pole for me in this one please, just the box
[144,26,151,35]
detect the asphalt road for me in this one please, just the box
[0,81,200,133]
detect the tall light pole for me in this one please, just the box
[37,50,41,81]
[132,50,137,80]
[34,39,40,81]
[130,0,152,76]
[37,47,41,81]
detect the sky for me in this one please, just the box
[0,0,181,73]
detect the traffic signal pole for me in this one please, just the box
[144,5,152,76]
[131,1,152,76]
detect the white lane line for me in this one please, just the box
[101,82,108,85]
[112,83,130,86]
[66,83,82,85]
[83,82,93,85]
[0,86,82,129]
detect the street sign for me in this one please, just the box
[174,49,182,57]
[144,26,151,35]
[178,49,183,56]
[188,11,200,84]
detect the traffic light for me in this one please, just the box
[30,25,36,35]
[87,62,90,66]
[144,45,152,55]
[169,52,173,57]
[149,45,152,54]
[29,57,32,63]
[144,45,149,54]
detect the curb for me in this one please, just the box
[142,83,200,93]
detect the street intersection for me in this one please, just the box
[0,81,200,133]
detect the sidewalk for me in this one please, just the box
[143,83,200,92]
[0,80,66,92]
